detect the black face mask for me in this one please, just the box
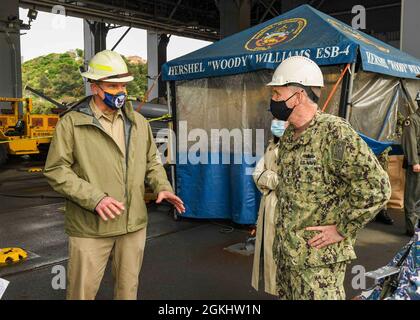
[269,92,297,121]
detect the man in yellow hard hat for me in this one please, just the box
[44,50,185,300]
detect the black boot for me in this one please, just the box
[375,209,394,225]
[405,230,415,237]
[405,220,419,237]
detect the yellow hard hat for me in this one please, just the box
[80,50,134,83]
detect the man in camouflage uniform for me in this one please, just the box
[267,56,391,300]
[401,91,420,236]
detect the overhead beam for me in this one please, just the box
[316,0,326,10]
[19,0,219,41]
[71,0,217,22]
[168,0,183,20]
[401,0,420,58]
[328,3,401,17]
[259,0,279,18]
[259,0,277,22]
[111,26,132,51]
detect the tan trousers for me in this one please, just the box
[66,228,147,300]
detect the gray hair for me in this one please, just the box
[288,84,321,104]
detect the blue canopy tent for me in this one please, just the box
[164,4,420,81]
[162,4,420,224]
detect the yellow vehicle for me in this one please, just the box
[0,97,60,164]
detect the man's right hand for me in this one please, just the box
[413,164,420,173]
[95,196,125,221]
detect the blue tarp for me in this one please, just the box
[176,152,261,224]
[358,132,403,156]
[163,4,420,81]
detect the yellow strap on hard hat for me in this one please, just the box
[89,63,113,72]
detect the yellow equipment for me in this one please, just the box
[0,247,28,265]
[0,97,59,163]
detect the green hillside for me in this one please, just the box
[22,49,148,113]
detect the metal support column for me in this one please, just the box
[0,0,22,99]
[83,20,109,94]
[218,0,251,38]
[147,31,169,102]
[158,34,170,99]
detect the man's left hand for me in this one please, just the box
[306,225,344,249]
[156,191,186,214]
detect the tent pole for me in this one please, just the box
[338,65,350,119]
[166,81,173,165]
[167,81,177,197]
[345,63,356,121]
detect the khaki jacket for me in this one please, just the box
[251,140,279,296]
[44,96,173,238]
